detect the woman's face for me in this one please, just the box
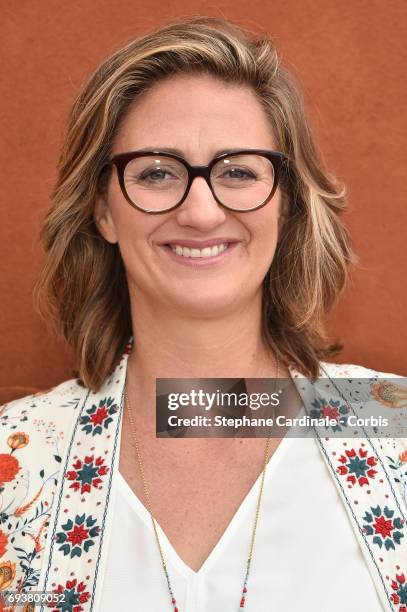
[95,73,283,317]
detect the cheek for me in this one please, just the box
[107,183,150,245]
[251,205,280,247]
[116,214,153,253]
[108,184,132,236]
[246,205,280,272]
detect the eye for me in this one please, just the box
[138,168,178,182]
[219,167,256,181]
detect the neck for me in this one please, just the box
[126,291,287,407]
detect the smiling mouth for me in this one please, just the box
[167,243,229,258]
[159,241,239,265]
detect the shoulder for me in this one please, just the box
[0,377,87,501]
[319,360,404,379]
[320,360,407,497]
[0,377,86,422]
[0,379,88,587]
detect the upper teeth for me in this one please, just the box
[170,243,229,258]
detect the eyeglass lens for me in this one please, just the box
[122,154,275,212]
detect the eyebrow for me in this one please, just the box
[135,146,241,157]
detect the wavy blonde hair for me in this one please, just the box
[34,16,356,391]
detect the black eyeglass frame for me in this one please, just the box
[102,148,288,214]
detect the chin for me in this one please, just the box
[169,289,245,317]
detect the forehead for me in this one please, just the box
[113,73,276,158]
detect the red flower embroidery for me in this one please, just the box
[66,455,109,495]
[374,515,394,539]
[56,514,100,558]
[320,406,339,420]
[389,572,407,609]
[90,406,109,426]
[0,530,8,557]
[0,453,19,484]
[336,447,377,486]
[67,524,89,546]
[53,578,90,611]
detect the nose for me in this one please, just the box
[175,176,227,230]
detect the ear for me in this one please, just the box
[93,194,119,244]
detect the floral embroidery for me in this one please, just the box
[0,560,16,589]
[386,451,407,505]
[363,505,405,550]
[12,546,41,590]
[0,407,29,430]
[55,514,100,558]
[7,432,29,451]
[0,425,50,590]
[371,381,407,409]
[0,453,20,484]
[65,455,109,495]
[0,529,8,557]
[309,396,350,431]
[390,572,407,610]
[336,447,378,486]
[79,398,118,436]
[51,578,90,612]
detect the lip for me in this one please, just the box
[158,241,239,267]
[156,238,240,248]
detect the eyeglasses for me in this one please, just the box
[102,149,287,214]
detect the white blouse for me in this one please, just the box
[100,435,384,611]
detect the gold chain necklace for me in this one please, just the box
[124,363,278,611]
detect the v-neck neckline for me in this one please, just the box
[117,432,295,579]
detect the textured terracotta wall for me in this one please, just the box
[1,1,406,397]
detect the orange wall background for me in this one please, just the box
[1,1,406,397]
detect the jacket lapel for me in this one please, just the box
[38,342,131,612]
[289,362,407,612]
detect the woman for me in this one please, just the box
[0,16,406,612]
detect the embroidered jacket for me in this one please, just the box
[0,341,406,612]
